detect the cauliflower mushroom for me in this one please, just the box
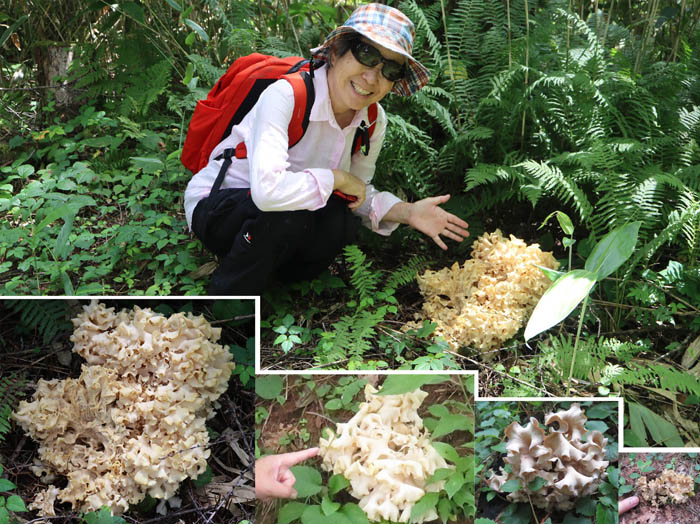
[486,404,609,511]
[319,384,453,523]
[13,301,235,515]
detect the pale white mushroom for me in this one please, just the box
[407,230,559,356]
[13,301,235,515]
[319,384,453,523]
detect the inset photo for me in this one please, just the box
[0,298,256,523]
[475,400,619,524]
[619,453,700,524]
[255,373,475,524]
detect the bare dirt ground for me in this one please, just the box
[620,452,700,524]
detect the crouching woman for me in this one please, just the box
[184,3,469,295]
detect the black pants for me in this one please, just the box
[192,188,361,295]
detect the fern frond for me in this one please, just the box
[517,160,595,224]
[344,245,382,311]
[6,300,72,345]
[0,374,26,444]
[384,256,427,292]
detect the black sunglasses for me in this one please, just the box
[349,39,406,82]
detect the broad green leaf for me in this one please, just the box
[437,497,452,524]
[595,504,615,524]
[534,265,566,282]
[431,414,473,439]
[524,270,597,341]
[339,503,370,524]
[584,420,608,434]
[35,204,84,234]
[540,210,574,235]
[302,505,351,524]
[562,515,590,524]
[444,471,465,498]
[585,222,641,280]
[426,467,453,485]
[324,398,342,410]
[192,465,213,487]
[0,478,16,491]
[628,403,684,446]
[165,0,182,10]
[432,442,459,463]
[255,376,284,400]
[328,474,349,496]
[377,374,450,395]
[277,502,308,524]
[501,478,521,492]
[475,520,498,524]
[410,492,438,522]
[321,496,340,516]
[527,477,547,491]
[130,157,164,173]
[185,18,209,41]
[628,402,648,446]
[575,496,596,516]
[0,14,28,48]
[55,213,75,259]
[291,466,323,498]
[61,272,75,296]
[122,1,145,23]
[183,62,194,86]
[5,495,26,512]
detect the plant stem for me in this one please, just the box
[520,0,530,146]
[566,294,589,396]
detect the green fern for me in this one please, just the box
[6,300,73,345]
[343,245,381,311]
[0,374,26,444]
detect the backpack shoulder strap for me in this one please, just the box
[352,102,379,156]
[282,67,315,148]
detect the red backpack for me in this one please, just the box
[181,53,378,198]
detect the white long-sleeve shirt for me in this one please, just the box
[184,65,402,235]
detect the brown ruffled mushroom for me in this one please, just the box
[635,470,695,506]
[486,404,609,511]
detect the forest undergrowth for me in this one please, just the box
[1,0,700,449]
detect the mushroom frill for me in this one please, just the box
[486,404,609,511]
[319,384,452,523]
[635,470,695,506]
[12,301,235,515]
[411,229,558,357]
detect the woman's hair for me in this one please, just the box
[326,33,357,68]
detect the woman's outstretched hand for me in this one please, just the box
[386,194,469,249]
[407,195,469,249]
[255,447,320,500]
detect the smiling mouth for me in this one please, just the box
[351,81,371,96]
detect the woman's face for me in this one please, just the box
[327,37,404,122]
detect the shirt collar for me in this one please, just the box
[310,64,368,130]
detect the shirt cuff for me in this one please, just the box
[367,192,403,236]
[309,168,335,209]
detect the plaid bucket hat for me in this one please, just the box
[310,3,430,97]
